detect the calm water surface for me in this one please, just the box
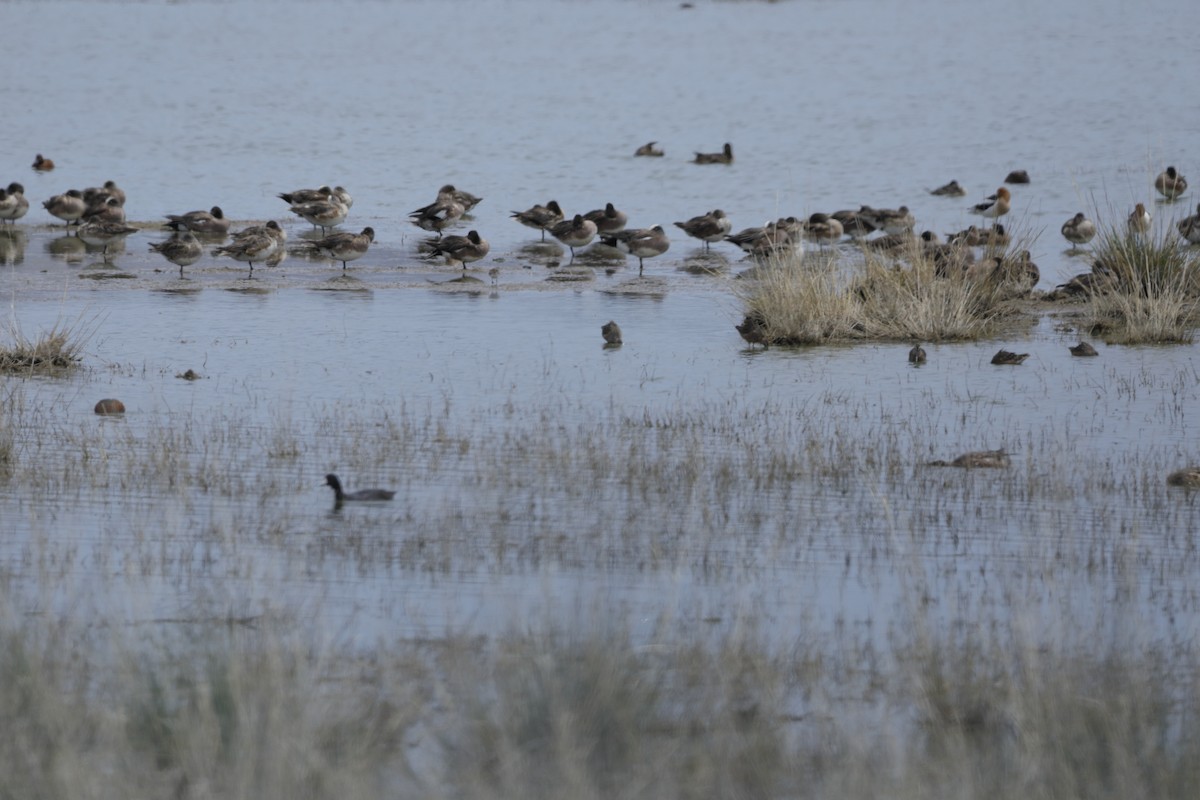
[2,0,1199,652]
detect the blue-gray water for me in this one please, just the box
[2,0,1198,653]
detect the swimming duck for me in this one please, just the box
[927,449,1011,468]
[990,349,1029,365]
[213,220,282,277]
[735,313,769,349]
[43,189,87,227]
[1061,212,1096,248]
[929,180,966,197]
[79,220,138,260]
[32,154,55,171]
[971,187,1011,220]
[1176,203,1200,244]
[510,200,564,241]
[1155,166,1187,200]
[908,343,927,363]
[583,202,628,235]
[634,141,664,157]
[428,230,490,269]
[1167,467,1200,488]
[1128,202,1151,234]
[1069,341,1098,357]
[165,206,231,235]
[149,231,203,276]
[600,225,670,275]
[601,321,623,345]
[692,142,733,165]
[1004,170,1031,184]
[306,226,375,270]
[674,209,731,250]
[325,473,395,504]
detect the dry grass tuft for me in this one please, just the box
[1082,221,1200,344]
[737,233,1035,345]
[0,315,92,373]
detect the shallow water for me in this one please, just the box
[3,0,1200,654]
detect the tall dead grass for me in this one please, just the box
[1083,221,1200,344]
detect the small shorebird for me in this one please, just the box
[165,206,231,235]
[213,220,282,277]
[927,449,1010,468]
[428,230,490,269]
[1128,202,1151,234]
[908,344,927,364]
[1176,203,1200,244]
[970,187,1011,221]
[634,141,664,157]
[1155,166,1187,200]
[601,321,623,345]
[1061,212,1096,249]
[149,232,203,276]
[82,196,126,224]
[674,209,731,250]
[600,225,670,275]
[929,180,966,197]
[583,202,628,235]
[43,190,87,227]
[0,183,29,224]
[549,214,598,262]
[1069,341,1098,357]
[510,200,564,241]
[693,142,733,164]
[324,473,394,505]
[306,226,375,270]
[79,220,138,260]
[990,349,1029,365]
[290,198,348,233]
[32,154,55,171]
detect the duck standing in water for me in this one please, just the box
[1155,166,1187,200]
[1061,212,1096,249]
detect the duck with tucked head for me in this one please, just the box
[428,230,490,270]
[325,473,395,505]
[929,180,966,197]
[634,141,664,157]
[600,225,669,275]
[1167,467,1200,489]
[1061,212,1096,249]
[674,209,731,250]
[601,320,623,346]
[1155,166,1187,201]
[1176,203,1200,244]
[1069,341,1098,357]
[510,200,564,242]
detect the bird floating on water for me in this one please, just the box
[325,473,395,504]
